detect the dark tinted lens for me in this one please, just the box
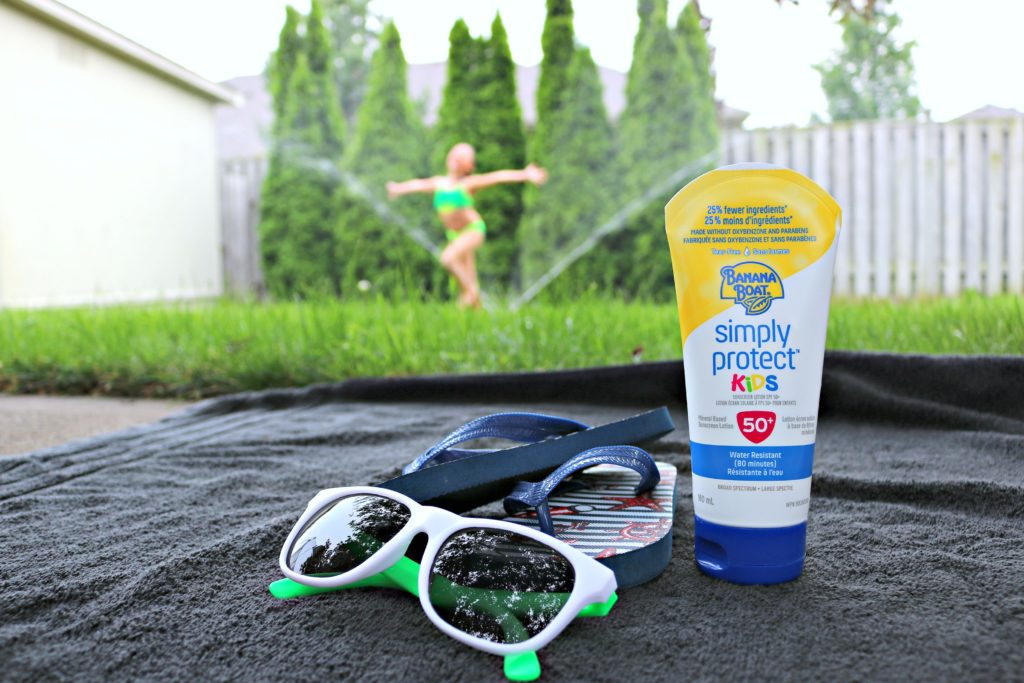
[288,494,410,577]
[428,528,575,644]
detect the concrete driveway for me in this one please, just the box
[0,395,190,456]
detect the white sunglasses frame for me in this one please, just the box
[278,485,618,656]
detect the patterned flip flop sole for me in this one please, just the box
[504,463,678,561]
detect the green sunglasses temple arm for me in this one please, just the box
[577,591,618,617]
[270,562,618,620]
[269,558,540,677]
[423,575,618,680]
[268,558,544,680]
[268,555,421,599]
[267,556,617,683]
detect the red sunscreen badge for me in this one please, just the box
[737,411,776,444]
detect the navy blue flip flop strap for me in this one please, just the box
[503,445,661,536]
[402,412,590,475]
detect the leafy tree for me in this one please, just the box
[322,0,379,125]
[336,22,438,295]
[260,54,342,296]
[520,47,617,295]
[775,0,883,21]
[473,14,527,288]
[814,1,921,121]
[530,0,574,165]
[266,6,303,131]
[611,0,704,298]
[676,1,718,154]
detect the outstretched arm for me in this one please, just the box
[387,176,439,199]
[462,163,548,192]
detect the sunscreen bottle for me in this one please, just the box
[665,163,841,584]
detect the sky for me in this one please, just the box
[56,0,1024,128]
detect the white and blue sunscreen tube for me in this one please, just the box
[665,163,841,584]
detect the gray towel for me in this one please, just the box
[1,351,1021,681]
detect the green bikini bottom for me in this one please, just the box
[445,219,487,242]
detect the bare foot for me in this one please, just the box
[457,289,481,309]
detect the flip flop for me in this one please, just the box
[502,445,678,589]
[377,408,674,513]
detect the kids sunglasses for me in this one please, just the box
[273,486,618,678]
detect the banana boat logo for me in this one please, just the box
[720,261,784,315]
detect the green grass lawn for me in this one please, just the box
[0,294,1020,399]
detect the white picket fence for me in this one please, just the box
[722,117,1024,296]
[219,117,1024,298]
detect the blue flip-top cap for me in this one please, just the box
[693,516,807,585]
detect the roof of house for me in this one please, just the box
[955,105,1024,121]
[216,75,273,159]
[404,61,629,126]
[719,103,750,127]
[215,64,629,159]
[3,0,237,104]
[214,64,608,159]
[216,64,747,160]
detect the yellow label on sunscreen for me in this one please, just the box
[665,163,840,584]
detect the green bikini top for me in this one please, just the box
[433,183,474,214]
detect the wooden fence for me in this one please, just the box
[722,117,1024,296]
[219,157,266,296]
[219,117,1024,297]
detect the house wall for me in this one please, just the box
[0,2,223,307]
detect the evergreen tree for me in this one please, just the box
[266,6,302,131]
[814,2,921,121]
[676,2,718,155]
[260,1,348,297]
[637,0,659,27]
[520,47,617,295]
[431,17,526,290]
[304,0,346,158]
[260,54,341,296]
[611,0,702,299]
[619,0,696,196]
[433,20,483,166]
[322,0,379,125]
[336,22,438,295]
[473,13,527,287]
[530,0,574,165]
[305,0,331,74]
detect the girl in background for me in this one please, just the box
[388,142,547,308]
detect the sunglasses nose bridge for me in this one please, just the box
[414,506,459,539]
[400,513,431,539]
